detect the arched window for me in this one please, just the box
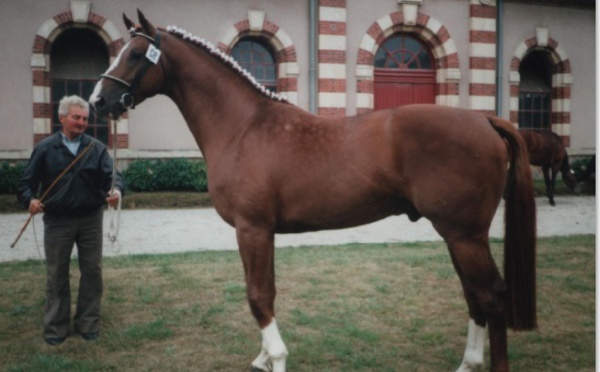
[51,28,109,144]
[373,34,435,110]
[375,34,432,69]
[231,37,277,92]
[518,50,553,131]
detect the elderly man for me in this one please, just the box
[18,95,124,345]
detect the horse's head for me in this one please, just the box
[559,154,582,194]
[562,169,582,194]
[90,10,165,119]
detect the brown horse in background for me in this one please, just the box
[90,11,536,372]
[519,129,580,206]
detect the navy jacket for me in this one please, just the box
[18,132,125,217]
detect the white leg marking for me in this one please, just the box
[251,318,288,372]
[456,319,486,372]
[251,349,270,371]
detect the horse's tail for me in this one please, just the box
[487,116,537,330]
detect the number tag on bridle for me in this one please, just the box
[145,44,161,64]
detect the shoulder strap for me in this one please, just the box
[39,141,96,203]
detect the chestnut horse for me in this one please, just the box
[518,129,580,206]
[90,11,536,372]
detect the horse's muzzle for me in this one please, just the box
[89,95,127,120]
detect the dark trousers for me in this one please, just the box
[43,208,104,339]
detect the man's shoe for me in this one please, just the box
[45,337,66,346]
[81,332,98,341]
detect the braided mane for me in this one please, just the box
[165,25,288,103]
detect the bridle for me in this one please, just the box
[100,30,162,110]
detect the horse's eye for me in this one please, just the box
[130,50,143,61]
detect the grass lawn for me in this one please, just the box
[0,235,595,371]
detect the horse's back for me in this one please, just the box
[518,128,565,166]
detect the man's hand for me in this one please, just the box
[28,199,44,215]
[106,189,122,208]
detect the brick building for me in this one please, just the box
[0,0,595,163]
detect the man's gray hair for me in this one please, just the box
[58,95,89,117]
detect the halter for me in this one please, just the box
[100,31,162,109]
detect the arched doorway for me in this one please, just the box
[509,32,572,145]
[518,50,553,131]
[50,28,110,144]
[373,34,435,110]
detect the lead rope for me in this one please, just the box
[30,217,45,268]
[107,117,122,252]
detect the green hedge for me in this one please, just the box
[0,162,26,194]
[123,158,208,192]
[0,158,208,194]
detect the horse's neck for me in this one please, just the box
[164,44,267,160]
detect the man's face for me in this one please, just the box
[60,106,89,140]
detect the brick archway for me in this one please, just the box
[509,31,572,146]
[218,10,299,105]
[31,4,128,147]
[356,11,461,115]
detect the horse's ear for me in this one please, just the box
[137,9,156,36]
[123,13,135,31]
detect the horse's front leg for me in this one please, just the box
[236,222,288,372]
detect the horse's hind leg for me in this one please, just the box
[236,222,288,372]
[542,166,556,206]
[446,236,509,372]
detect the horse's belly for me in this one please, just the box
[275,195,417,234]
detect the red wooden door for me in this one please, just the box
[374,34,436,110]
[374,69,436,110]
